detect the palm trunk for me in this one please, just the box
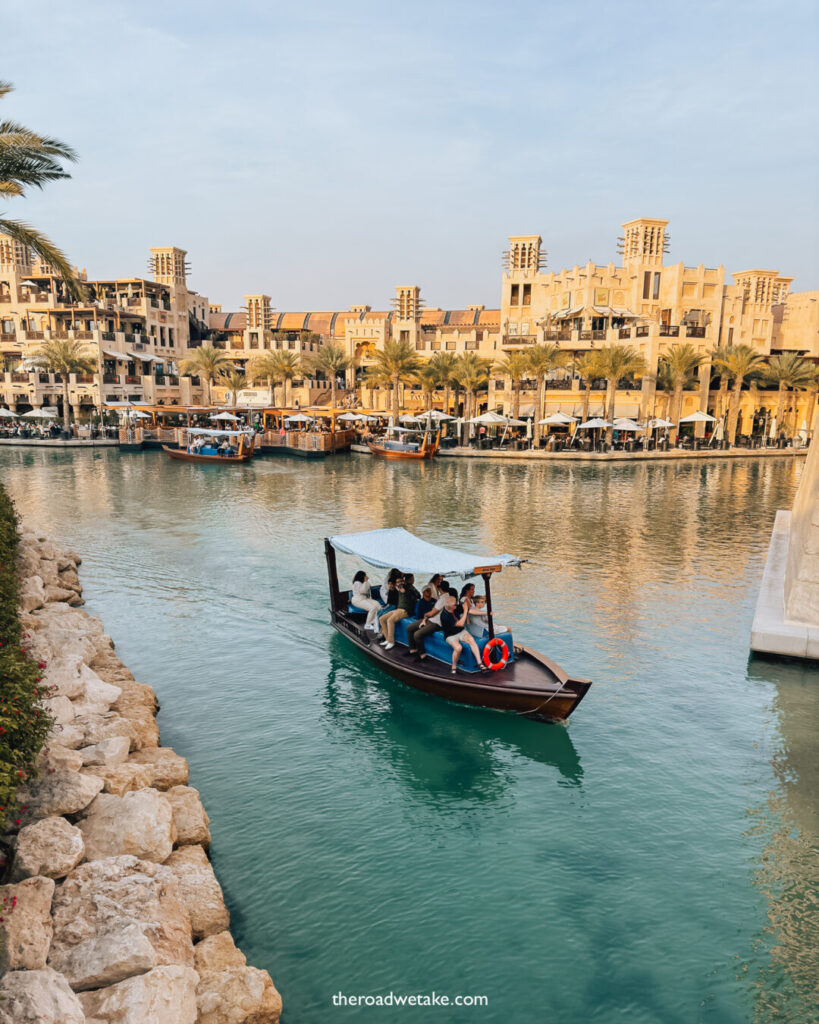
[775,383,786,428]
[670,383,683,443]
[62,380,71,434]
[330,377,337,412]
[267,376,274,406]
[717,378,729,419]
[604,381,616,443]
[206,376,213,407]
[444,384,451,415]
[727,378,742,444]
[512,380,521,420]
[532,376,543,445]
[392,374,400,422]
[582,384,591,423]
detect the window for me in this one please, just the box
[652,273,661,300]
[522,284,531,306]
[510,284,520,305]
[400,329,409,343]
[643,272,651,300]
[727,328,734,345]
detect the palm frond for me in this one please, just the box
[0,218,85,300]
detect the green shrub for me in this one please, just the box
[0,485,53,834]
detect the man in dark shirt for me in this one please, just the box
[380,573,420,650]
[440,594,486,674]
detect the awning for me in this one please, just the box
[613,404,641,418]
[553,305,584,320]
[129,351,159,362]
[611,309,642,319]
[101,349,128,359]
[329,527,521,578]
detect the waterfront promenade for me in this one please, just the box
[351,442,809,463]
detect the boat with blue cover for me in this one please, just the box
[324,528,591,722]
[163,427,256,463]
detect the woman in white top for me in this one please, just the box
[350,570,381,630]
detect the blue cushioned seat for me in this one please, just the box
[420,628,515,672]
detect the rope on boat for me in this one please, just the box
[512,685,568,718]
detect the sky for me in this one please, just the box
[4,0,818,312]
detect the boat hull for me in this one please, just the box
[162,445,254,463]
[330,614,590,722]
[367,442,431,460]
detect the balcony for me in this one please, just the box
[103,373,119,384]
[124,375,141,385]
[659,325,680,337]
[619,328,633,339]
[11,372,29,383]
[544,330,571,341]
[102,332,115,341]
[635,326,649,338]
[685,326,706,338]
[501,335,536,346]
[0,294,11,303]
[73,374,94,383]
[75,330,93,339]
[38,373,50,384]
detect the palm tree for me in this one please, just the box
[764,353,814,437]
[307,343,351,410]
[577,351,607,424]
[429,351,459,415]
[413,363,439,411]
[366,339,421,420]
[713,345,768,445]
[271,350,301,408]
[596,344,647,443]
[0,82,84,300]
[453,352,493,429]
[179,344,233,406]
[31,338,95,432]
[246,352,282,405]
[710,348,732,422]
[659,344,704,442]
[496,350,530,420]
[527,343,568,443]
[219,369,246,409]
[653,359,675,421]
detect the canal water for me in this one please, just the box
[1,450,816,1024]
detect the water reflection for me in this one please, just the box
[745,658,819,1022]
[323,636,583,805]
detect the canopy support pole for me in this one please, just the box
[482,572,495,640]
[324,539,343,616]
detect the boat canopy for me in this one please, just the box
[186,427,252,438]
[329,528,521,578]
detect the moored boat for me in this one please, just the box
[163,427,256,463]
[324,528,591,722]
[367,426,440,460]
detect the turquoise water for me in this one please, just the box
[2,449,817,1023]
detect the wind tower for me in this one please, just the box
[502,235,545,335]
[391,286,424,348]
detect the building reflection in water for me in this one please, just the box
[745,658,819,1022]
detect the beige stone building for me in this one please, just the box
[1,217,816,428]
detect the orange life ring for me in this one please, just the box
[483,637,509,671]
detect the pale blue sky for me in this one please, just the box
[5,0,818,310]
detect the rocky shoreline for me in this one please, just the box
[0,528,282,1024]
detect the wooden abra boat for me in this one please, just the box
[367,427,440,460]
[324,528,591,723]
[163,427,255,463]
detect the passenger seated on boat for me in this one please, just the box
[414,587,436,621]
[440,595,487,675]
[408,584,457,656]
[380,569,402,607]
[350,570,381,631]
[425,574,444,600]
[379,573,420,650]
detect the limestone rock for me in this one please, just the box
[0,875,55,971]
[84,761,155,796]
[81,663,122,705]
[90,647,136,684]
[79,965,199,1024]
[49,720,86,750]
[165,845,229,939]
[51,855,194,968]
[41,656,86,699]
[48,921,157,991]
[129,746,188,790]
[166,785,211,848]
[194,931,246,973]
[19,769,103,821]
[37,743,84,773]
[42,694,75,726]
[44,584,78,604]
[74,710,133,748]
[0,968,86,1024]
[79,789,176,863]
[58,566,82,591]
[196,967,282,1024]
[19,574,46,612]
[80,735,131,767]
[11,816,85,881]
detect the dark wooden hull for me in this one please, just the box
[367,441,438,460]
[330,612,590,723]
[162,445,254,463]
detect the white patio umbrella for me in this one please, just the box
[647,418,674,429]
[284,413,314,423]
[399,414,422,424]
[678,411,716,423]
[424,410,455,421]
[797,420,808,446]
[539,412,576,425]
[336,412,362,422]
[577,418,612,429]
[613,418,644,432]
[210,412,239,422]
[128,409,151,419]
[22,408,58,419]
[768,415,778,440]
[0,408,18,418]
[469,411,509,425]
[712,420,725,443]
